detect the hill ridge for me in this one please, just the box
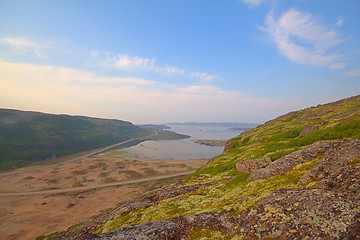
[0,108,152,171]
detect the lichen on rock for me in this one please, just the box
[235,157,271,174]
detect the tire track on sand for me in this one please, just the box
[0,171,195,197]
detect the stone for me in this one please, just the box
[236,157,272,174]
[299,120,327,136]
[247,139,360,181]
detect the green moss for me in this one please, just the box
[188,226,229,239]
[97,207,145,233]
[96,157,320,234]
[348,158,360,166]
[282,114,299,122]
[227,173,251,187]
[268,149,293,161]
[241,136,251,144]
[268,128,302,141]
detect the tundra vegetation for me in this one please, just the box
[42,95,360,239]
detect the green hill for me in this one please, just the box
[49,95,360,239]
[199,94,360,176]
[0,109,152,171]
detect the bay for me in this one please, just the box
[115,124,246,160]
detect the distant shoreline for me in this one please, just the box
[191,139,227,147]
[227,127,253,131]
[166,122,258,128]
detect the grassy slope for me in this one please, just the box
[0,109,152,171]
[94,95,360,234]
[199,94,360,176]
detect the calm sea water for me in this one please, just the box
[116,125,245,160]
[167,125,243,140]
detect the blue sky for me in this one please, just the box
[0,0,359,124]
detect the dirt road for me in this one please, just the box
[0,170,195,197]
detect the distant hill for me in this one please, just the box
[166,122,258,128]
[137,124,170,130]
[0,109,152,171]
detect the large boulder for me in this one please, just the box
[299,120,327,136]
[299,138,360,184]
[236,157,272,174]
[236,187,360,239]
[247,139,360,181]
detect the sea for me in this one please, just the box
[115,124,254,160]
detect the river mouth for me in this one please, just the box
[114,124,247,160]
[114,139,224,160]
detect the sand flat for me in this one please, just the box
[0,152,207,240]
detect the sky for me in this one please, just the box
[0,0,360,124]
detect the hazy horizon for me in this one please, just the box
[1,1,359,124]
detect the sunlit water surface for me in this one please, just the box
[117,125,246,160]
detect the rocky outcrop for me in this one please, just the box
[236,157,272,174]
[236,162,360,239]
[299,138,360,183]
[315,163,360,194]
[223,139,235,153]
[247,139,360,181]
[236,187,360,239]
[79,212,236,240]
[299,120,327,136]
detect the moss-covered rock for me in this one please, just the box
[236,157,271,174]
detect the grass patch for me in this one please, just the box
[102,177,117,183]
[71,170,87,175]
[348,158,360,166]
[268,150,292,161]
[282,114,298,122]
[118,170,143,179]
[189,226,229,239]
[99,171,111,177]
[195,160,237,176]
[72,178,83,187]
[141,167,159,176]
[158,164,170,168]
[88,162,107,170]
[241,136,250,144]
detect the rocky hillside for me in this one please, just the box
[47,95,360,239]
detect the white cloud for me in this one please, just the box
[330,62,346,69]
[2,37,51,58]
[260,9,344,67]
[113,54,156,71]
[90,50,100,57]
[241,0,267,8]
[103,53,185,76]
[189,72,216,82]
[177,85,225,95]
[0,60,293,123]
[346,69,360,76]
[241,0,281,8]
[156,65,185,76]
[335,17,344,27]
